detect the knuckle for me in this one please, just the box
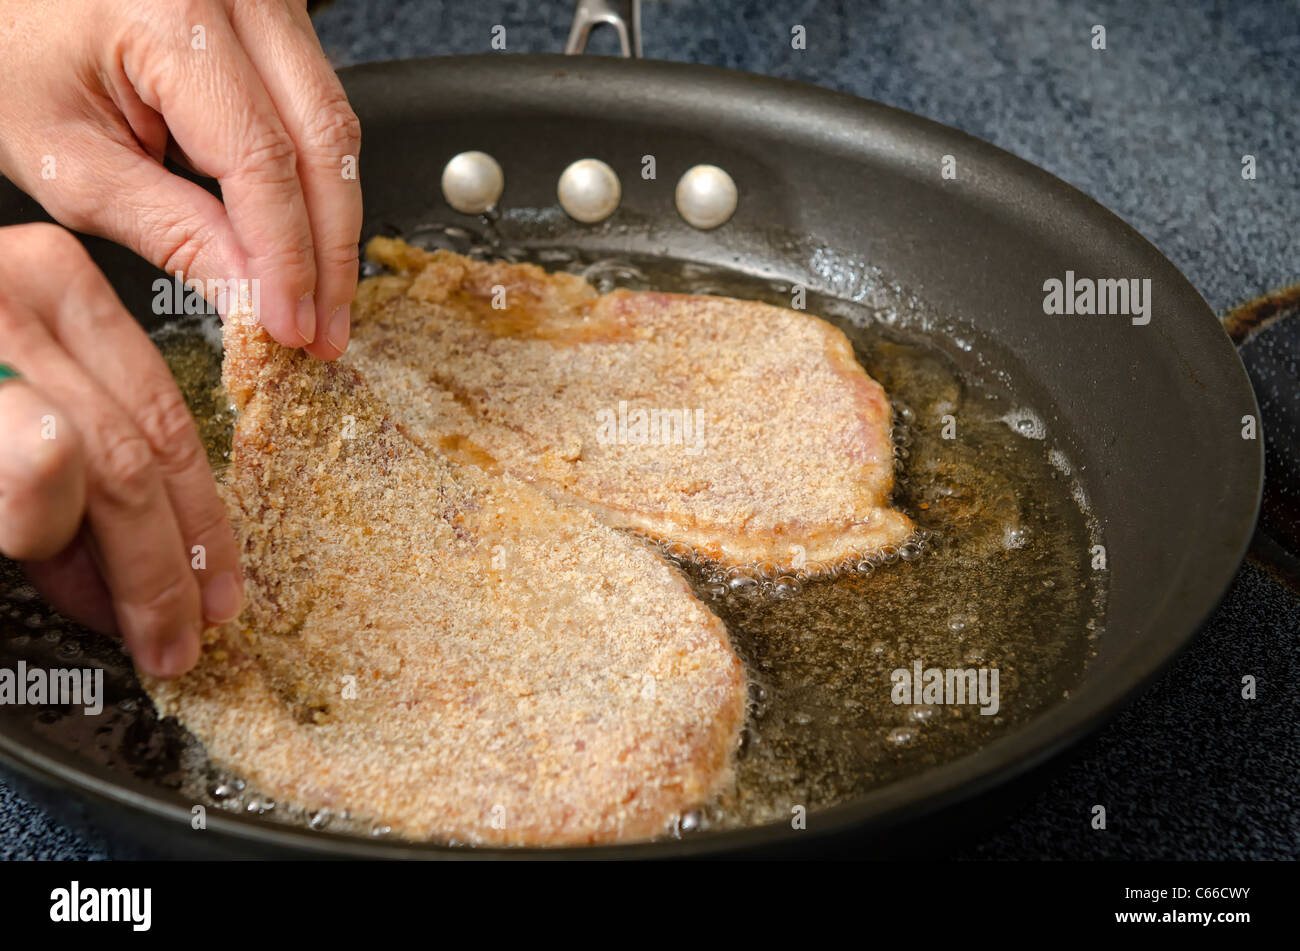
[256,243,317,289]
[317,238,360,274]
[95,429,158,509]
[237,127,300,187]
[19,421,84,489]
[302,96,362,161]
[161,431,210,483]
[0,431,82,558]
[133,383,200,463]
[27,189,92,234]
[16,222,89,264]
[122,569,194,639]
[9,225,111,303]
[186,498,233,553]
[142,212,212,278]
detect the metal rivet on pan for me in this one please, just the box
[675,164,738,230]
[441,151,504,214]
[557,158,621,223]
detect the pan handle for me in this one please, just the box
[565,0,642,58]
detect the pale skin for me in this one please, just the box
[0,0,362,676]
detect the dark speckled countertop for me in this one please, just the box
[3,0,1297,860]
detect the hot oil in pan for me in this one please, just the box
[552,252,1103,833]
[0,244,1102,844]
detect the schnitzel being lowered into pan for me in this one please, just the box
[350,238,915,572]
[144,302,746,846]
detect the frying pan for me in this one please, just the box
[0,26,1262,857]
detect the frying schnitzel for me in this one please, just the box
[350,238,914,572]
[143,301,746,845]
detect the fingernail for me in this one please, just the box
[325,304,351,353]
[201,571,244,624]
[153,625,201,679]
[295,293,317,344]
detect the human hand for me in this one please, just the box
[0,223,243,677]
[0,0,362,356]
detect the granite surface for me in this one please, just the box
[2,0,1296,860]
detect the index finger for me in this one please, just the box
[122,8,319,348]
[230,0,363,359]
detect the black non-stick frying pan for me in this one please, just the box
[0,36,1262,857]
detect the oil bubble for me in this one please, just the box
[772,576,802,598]
[727,575,759,593]
[887,726,918,746]
[909,704,939,722]
[1004,526,1030,550]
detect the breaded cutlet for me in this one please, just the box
[143,301,746,845]
[350,238,914,572]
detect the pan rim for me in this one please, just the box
[0,53,1264,859]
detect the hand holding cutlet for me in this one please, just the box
[0,1,363,675]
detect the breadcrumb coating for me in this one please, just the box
[351,238,913,571]
[143,302,746,846]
